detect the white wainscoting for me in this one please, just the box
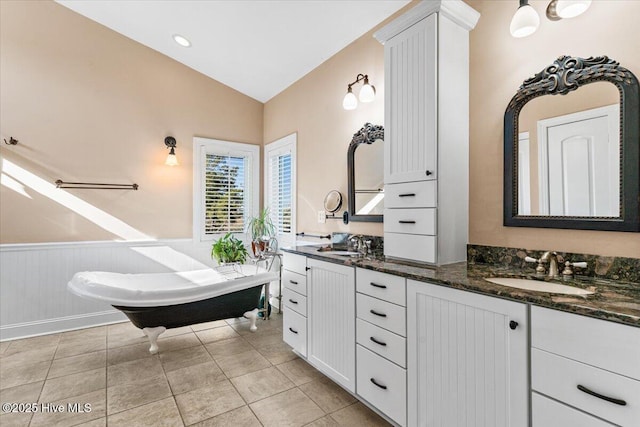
[0,239,215,341]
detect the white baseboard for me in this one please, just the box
[0,310,127,341]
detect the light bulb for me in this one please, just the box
[556,0,591,18]
[359,83,376,103]
[165,149,178,166]
[343,89,357,110]
[510,1,540,38]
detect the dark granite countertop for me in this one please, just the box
[282,245,640,328]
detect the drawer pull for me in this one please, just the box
[288,299,298,304]
[370,336,387,347]
[398,193,416,198]
[370,378,387,390]
[398,220,416,224]
[289,280,299,285]
[509,321,518,330]
[577,385,627,406]
[288,327,298,334]
[370,309,387,318]
[370,282,387,289]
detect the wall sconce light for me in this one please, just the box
[510,0,591,38]
[342,74,376,110]
[164,136,178,166]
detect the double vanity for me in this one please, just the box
[279,0,640,425]
[280,245,640,427]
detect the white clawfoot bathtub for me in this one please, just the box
[68,264,277,353]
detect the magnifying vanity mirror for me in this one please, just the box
[324,190,343,215]
[346,123,384,223]
[504,56,639,231]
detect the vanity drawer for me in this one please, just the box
[385,181,436,208]
[532,348,640,427]
[356,318,406,368]
[357,293,406,337]
[282,270,307,296]
[531,306,640,380]
[283,309,307,357]
[356,268,406,307]
[282,252,307,276]
[532,392,615,427]
[283,288,307,316]
[384,233,436,264]
[356,345,407,426]
[384,208,436,235]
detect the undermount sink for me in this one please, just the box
[316,247,360,256]
[485,277,594,296]
[331,251,361,256]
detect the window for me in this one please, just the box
[265,133,296,247]
[193,137,259,242]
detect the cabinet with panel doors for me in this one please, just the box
[374,0,480,265]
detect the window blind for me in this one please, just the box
[268,152,292,235]
[204,153,251,235]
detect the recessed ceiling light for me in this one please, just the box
[172,34,191,48]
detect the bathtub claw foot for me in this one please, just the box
[142,326,166,353]
[243,308,259,332]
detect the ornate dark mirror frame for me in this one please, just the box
[504,55,640,231]
[345,123,384,223]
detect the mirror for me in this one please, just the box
[324,190,343,213]
[346,123,384,223]
[504,56,639,231]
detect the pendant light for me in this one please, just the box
[554,0,592,18]
[510,0,540,38]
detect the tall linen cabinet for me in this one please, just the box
[375,1,480,265]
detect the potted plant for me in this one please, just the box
[211,233,248,264]
[247,208,276,256]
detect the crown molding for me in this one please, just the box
[374,0,480,44]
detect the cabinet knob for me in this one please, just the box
[509,320,518,330]
[425,170,433,176]
[305,267,311,271]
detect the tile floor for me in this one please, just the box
[0,313,391,426]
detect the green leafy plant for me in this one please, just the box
[247,208,276,241]
[211,233,248,264]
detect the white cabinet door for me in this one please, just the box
[307,259,356,392]
[407,280,529,427]
[384,13,437,184]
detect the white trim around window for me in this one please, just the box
[264,133,297,249]
[193,137,260,243]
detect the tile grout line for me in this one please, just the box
[155,336,187,427]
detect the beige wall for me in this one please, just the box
[468,0,640,257]
[0,1,263,243]
[263,5,417,237]
[3,0,639,257]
